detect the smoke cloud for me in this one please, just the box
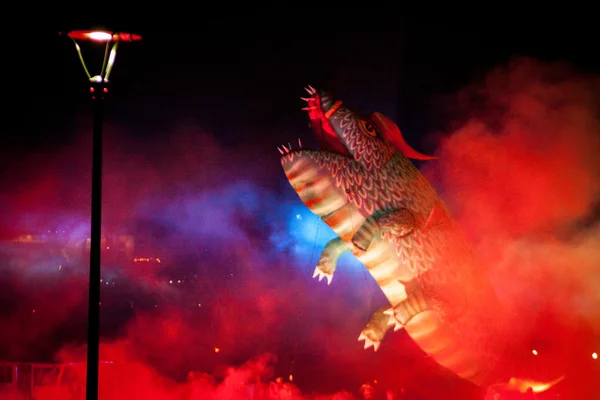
[1,57,598,398]
[0,117,394,398]
[424,57,600,327]
[423,58,600,395]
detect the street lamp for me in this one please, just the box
[60,28,142,400]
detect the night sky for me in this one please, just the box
[6,15,599,156]
[1,14,599,399]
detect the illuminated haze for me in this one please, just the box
[1,55,598,398]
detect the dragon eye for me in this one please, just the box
[359,119,378,137]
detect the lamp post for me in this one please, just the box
[61,29,142,400]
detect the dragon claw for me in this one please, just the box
[358,332,381,352]
[312,266,333,285]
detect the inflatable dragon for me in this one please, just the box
[280,86,562,394]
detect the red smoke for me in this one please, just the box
[1,57,598,399]
[424,57,600,396]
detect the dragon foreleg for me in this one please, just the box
[312,237,347,285]
[313,236,368,285]
[352,208,416,251]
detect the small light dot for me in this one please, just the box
[532,350,538,356]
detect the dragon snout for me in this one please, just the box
[317,90,335,114]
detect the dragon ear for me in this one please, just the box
[371,112,438,161]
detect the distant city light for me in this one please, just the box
[133,257,161,263]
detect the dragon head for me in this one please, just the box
[279,86,436,220]
[300,86,437,167]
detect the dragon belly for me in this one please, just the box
[356,236,416,312]
[405,310,491,385]
[356,231,496,386]
[389,223,504,387]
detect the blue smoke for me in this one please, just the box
[136,178,368,272]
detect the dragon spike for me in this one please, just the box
[307,84,316,93]
[282,145,290,153]
[300,97,313,102]
[371,112,438,161]
[305,86,315,95]
[312,267,333,285]
[298,138,302,148]
[302,106,317,111]
[358,332,380,351]
[383,308,395,316]
[277,147,284,155]
[288,142,292,150]
[318,273,325,282]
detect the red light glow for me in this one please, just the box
[65,30,142,42]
